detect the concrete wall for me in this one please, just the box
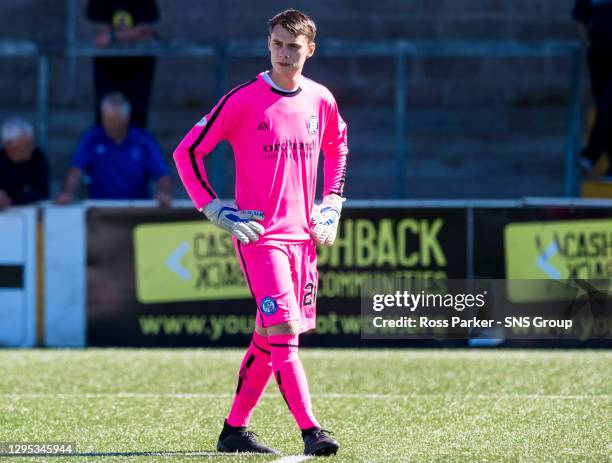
[0,1,585,198]
[2,0,579,107]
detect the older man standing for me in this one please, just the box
[55,92,172,207]
[0,117,49,210]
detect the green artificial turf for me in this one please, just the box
[0,349,610,462]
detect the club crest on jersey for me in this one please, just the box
[260,296,278,315]
[196,116,207,127]
[307,115,319,135]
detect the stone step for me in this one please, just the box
[43,104,570,135]
[4,103,573,199]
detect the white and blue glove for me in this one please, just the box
[310,194,344,247]
[202,199,265,244]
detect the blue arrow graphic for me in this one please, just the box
[536,241,561,279]
[166,241,191,280]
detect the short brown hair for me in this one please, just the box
[268,9,316,43]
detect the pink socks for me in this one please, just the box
[269,333,320,430]
[226,331,320,431]
[226,332,273,427]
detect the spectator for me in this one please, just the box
[55,93,172,207]
[0,117,49,210]
[573,0,612,178]
[87,0,160,129]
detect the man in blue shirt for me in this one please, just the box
[55,92,172,206]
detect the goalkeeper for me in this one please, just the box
[173,9,348,457]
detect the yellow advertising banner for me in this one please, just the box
[133,222,250,303]
[504,219,612,302]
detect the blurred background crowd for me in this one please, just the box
[1,0,611,209]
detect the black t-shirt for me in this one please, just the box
[0,148,49,205]
[87,0,159,29]
[573,0,612,47]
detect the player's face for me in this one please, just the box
[4,134,34,163]
[101,106,129,135]
[268,25,315,77]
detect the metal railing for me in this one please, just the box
[2,38,584,198]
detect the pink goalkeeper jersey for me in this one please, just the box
[174,72,348,242]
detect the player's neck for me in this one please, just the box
[106,127,128,144]
[268,69,302,92]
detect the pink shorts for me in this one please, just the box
[234,239,318,333]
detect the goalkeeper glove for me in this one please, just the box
[202,199,265,244]
[311,194,344,247]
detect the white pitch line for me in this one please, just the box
[271,456,311,463]
[0,392,609,400]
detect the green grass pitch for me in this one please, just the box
[0,349,610,462]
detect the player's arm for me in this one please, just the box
[154,175,172,208]
[54,167,83,205]
[87,1,158,47]
[141,133,172,208]
[311,96,348,247]
[173,93,265,244]
[115,23,157,43]
[0,190,12,210]
[55,129,93,205]
[86,1,113,47]
[173,113,221,209]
